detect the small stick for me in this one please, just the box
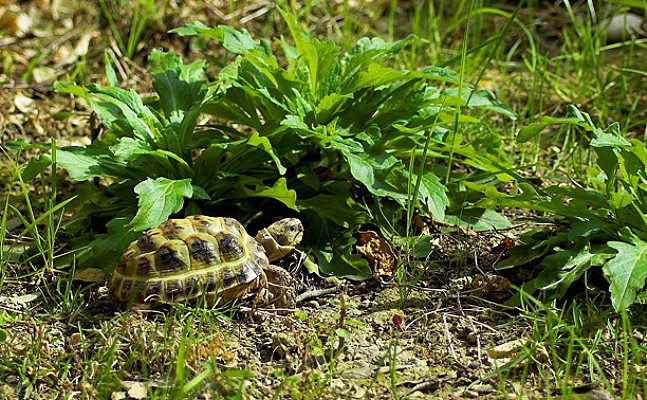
[295,286,341,304]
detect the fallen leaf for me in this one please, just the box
[32,66,58,84]
[73,268,107,282]
[121,381,147,399]
[69,332,83,348]
[355,231,395,281]
[127,382,147,399]
[0,293,39,309]
[471,273,512,302]
[13,91,33,113]
[0,8,18,36]
[487,338,549,369]
[110,392,126,400]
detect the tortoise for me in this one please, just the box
[107,215,303,307]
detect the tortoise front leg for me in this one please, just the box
[261,264,296,309]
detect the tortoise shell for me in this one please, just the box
[108,215,270,304]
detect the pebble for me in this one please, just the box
[602,13,645,42]
[340,366,373,379]
[467,361,480,369]
[466,332,477,345]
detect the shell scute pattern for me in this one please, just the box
[109,216,270,304]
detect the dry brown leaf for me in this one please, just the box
[355,230,395,281]
[0,8,18,36]
[110,391,126,400]
[69,332,83,348]
[471,273,512,302]
[487,338,550,369]
[73,268,107,282]
[127,382,147,399]
[0,293,39,310]
[13,92,33,113]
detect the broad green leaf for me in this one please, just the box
[242,178,297,210]
[441,88,516,120]
[517,114,589,143]
[281,115,310,132]
[419,66,461,84]
[190,184,210,200]
[128,177,194,231]
[604,232,647,311]
[343,63,406,94]
[110,137,193,178]
[416,172,449,221]
[313,246,372,281]
[88,217,142,272]
[170,21,219,38]
[20,157,54,181]
[71,85,161,143]
[219,25,261,54]
[316,93,351,124]
[111,137,152,161]
[149,50,206,124]
[302,39,340,95]
[245,132,286,175]
[347,152,402,199]
[629,139,647,167]
[299,194,366,228]
[347,35,417,58]
[538,245,597,298]
[568,220,606,241]
[444,208,511,231]
[410,235,436,258]
[56,148,106,180]
[104,52,117,87]
[591,131,631,148]
[54,81,90,101]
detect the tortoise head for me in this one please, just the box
[256,218,303,262]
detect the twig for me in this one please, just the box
[442,313,459,362]
[295,286,341,304]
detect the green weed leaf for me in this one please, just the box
[56,147,108,180]
[149,50,206,124]
[128,177,194,231]
[604,231,647,311]
[88,217,142,272]
[516,108,590,143]
[243,178,297,210]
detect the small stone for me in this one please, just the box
[602,13,645,42]
[465,389,479,398]
[467,361,479,369]
[340,367,373,379]
[466,332,477,345]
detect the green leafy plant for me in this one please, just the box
[22,11,513,279]
[485,106,647,311]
